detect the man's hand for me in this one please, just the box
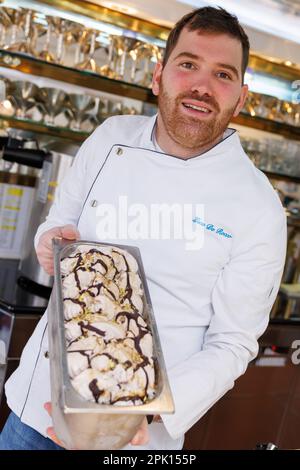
[44,403,64,447]
[44,402,149,448]
[36,225,80,275]
[130,417,149,446]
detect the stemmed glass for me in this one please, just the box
[4,8,37,56]
[65,94,96,130]
[2,8,23,52]
[0,7,12,49]
[48,17,76,65]
[35,15,56,62]
[277,100,294,125]
[99,35,119,79]
[293,103,300,126]
[243,92,278,120]
[38,87,68,126]
[262,95,279,120]
[0,76,15,116]
[8,81,39,119]
[116,36,140,82]
[75,28,101,73]
[132,42,162,87]
[100,35,140,82]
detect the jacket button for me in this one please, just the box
[44,351,49,359]
[90,199,98,207]
[116,147,123,156]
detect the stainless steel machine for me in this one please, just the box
[0,135,74,300]
[0,135,75,410]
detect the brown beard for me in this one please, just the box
[158,80,239,150]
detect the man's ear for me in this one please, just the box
[233,84,248,117]
[152,62,163,96]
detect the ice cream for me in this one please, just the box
[61,244,156,406]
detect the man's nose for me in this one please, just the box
[190,75,213,96]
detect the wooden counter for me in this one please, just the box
[184,321,300,450]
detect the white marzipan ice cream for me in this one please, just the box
[61,244,156,406]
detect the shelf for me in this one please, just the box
[0,114,88,142]
[0,50,157,105]
[264,171,300,184]
[232,113,300,141]
[1,50,300,140]
[37,0,170,42]
[249,53,300,82]
[1,114,300,184]
[287,216,300,229]
[33,2,300,82]
[38,1,300,81]
[1,117,299,185]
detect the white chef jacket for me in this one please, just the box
[5,114,287,450]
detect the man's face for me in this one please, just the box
[152,28,248,150]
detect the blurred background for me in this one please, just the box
[0,0,300,450]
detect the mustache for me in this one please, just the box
[177,93,220,112]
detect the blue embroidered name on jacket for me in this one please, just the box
[192,217,233,239]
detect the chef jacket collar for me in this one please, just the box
[140,113,241,162]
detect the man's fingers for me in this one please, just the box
[39,260,54,276]
[45,403,63,447]
[46,427,63,447]
[130,418,149,446]
[131,430,149,446]
[44,403,64,447]
[36,224,80,275]
[60,224,80,240]
[45,403,147,448]
[44,402,52,417]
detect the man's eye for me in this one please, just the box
[217,71,232,80]
[180,62,195,70]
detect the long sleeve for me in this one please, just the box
[34,122,111,250]
[162,208,287,440]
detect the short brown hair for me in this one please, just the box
[163,6,250,82]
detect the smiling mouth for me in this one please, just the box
[182,103,212,114]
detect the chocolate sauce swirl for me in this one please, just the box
[89,378,103,403]
[64,246,155,405]
[68,349,92,367]
[78,321,106,337]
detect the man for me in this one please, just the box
[0,7,286,450]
